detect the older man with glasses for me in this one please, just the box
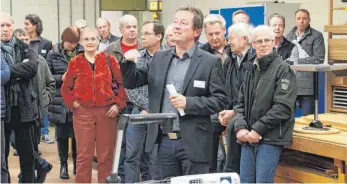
[232,25,297,183]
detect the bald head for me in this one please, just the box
[0,12,14,42]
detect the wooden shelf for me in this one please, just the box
[328,40,347,61]
[324,25,347,34]
[330,77,347,86]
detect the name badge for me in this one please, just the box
[41,49,47,54]
[193,80,205,89]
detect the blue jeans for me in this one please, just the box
[240,143,283,183]
[40,115,49,135]
[297,95,314,116]
[124,107,160,182]
[117,103,134,181]
[158,136,209,179]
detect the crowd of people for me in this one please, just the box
[0,4,325,183]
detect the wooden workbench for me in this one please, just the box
[275,113,347,183]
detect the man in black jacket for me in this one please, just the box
[218,22,255,174]
[268,13,298,64]
[200,14,228,173]
[24,14,52,59]
[233,25,297,183]
[121,7,227,178]
[1,12,52,183]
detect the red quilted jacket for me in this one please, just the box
[61,52,126,111]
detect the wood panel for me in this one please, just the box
[324,25,347,34]
[274,176,299,183]
[276,164,344,183]
[288,135,347,161]
[331,77,347,86]
[328,39,347,61]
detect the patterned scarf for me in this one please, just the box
[1,36,19,107]
[1,36,16,65]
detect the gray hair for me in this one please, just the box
[14,28,26,36]
[96,17,110,27]
[165,24,174,36]
[251,25,275,41]
[228,22,253,43]
[0,12,14,23]
[268,13,286,27]
[119,14,137,28]
[80,27,101,41]
[203,14,226,28]
[76,19,87,29]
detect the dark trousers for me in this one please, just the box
[158,136,209,179]
[240,143,283,183]
[9,127,46,171]
[5,106,36,183]
[1,120,9,183]
[209,123,225,173]
[297,95,314,116]
[223,121,241,174]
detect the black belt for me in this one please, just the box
[165,132,181,140]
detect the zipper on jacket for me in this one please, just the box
[279,122,283,139]
[93,70,96,105]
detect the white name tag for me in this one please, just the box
[193,80,205,88]
[41,49,47,54]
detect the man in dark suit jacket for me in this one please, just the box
[24,14,52,59]
[120,7,227,179]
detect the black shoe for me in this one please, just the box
[73,164,76,175]
[13,150,18,156]
[38,150,42,156]
[60,165,69,179]
[36,161,53,183]
[17,172,23,183]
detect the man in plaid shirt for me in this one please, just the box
[124,20,165,183]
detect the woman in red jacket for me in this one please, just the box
[61,27,126,183]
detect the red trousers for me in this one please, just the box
[73,106,117,183]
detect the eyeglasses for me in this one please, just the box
[140,32,156,37]
[82,37,98,42]
[253,38,273,45]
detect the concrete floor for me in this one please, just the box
[7,127,99,183]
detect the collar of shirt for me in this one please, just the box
[30,36,42,44]
[100,34,111,43]
[172,44,196,59]
[142,49,153,59]
[233,47,249,63]
[275,37,284,50]
[253,58,260,71]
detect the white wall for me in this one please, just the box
[1,0,100,43]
